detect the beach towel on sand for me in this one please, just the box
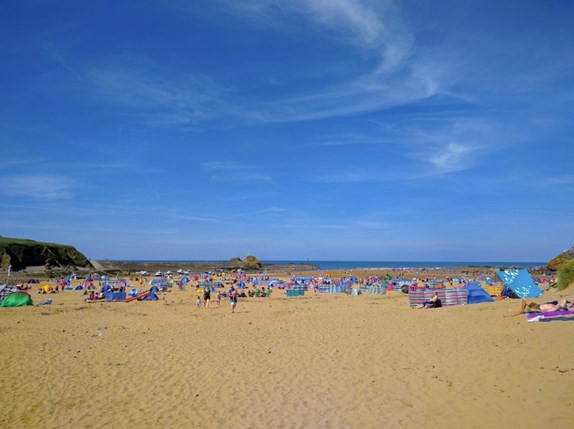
[527,310,574,322]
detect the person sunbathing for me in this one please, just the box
[503,299,571,317]
[415,291,442,309]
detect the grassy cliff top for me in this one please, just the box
[0,236,76,248]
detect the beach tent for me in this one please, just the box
[100,284,112,293]
[496,269,543,299]
[0,292,33,307]
[140,292,159,301]
[466,282,494,304]
[41,284,53,293]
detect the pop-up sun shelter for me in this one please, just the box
[466,282,494,304]
[0,291,33,307]
[496,269,543,299]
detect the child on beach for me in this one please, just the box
[196,296,201,309]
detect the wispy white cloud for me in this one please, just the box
[202,162,252,171]
[213,0,437,122]
[224,0,411,69]
[0,158,46,168]
[228,207,286,219]
[174,214,219,223]
[538,175,574,186]
[315,170,397,183]
[423,142,479,173]
[313,133,387,147]
[0,175,76,199]
[202,161,274,183]
[41,42,84,82]
[87,61,229,125]
[281,219,389,230]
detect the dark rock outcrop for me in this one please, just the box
[0,236,92,271]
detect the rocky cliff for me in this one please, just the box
[0,237,92,271]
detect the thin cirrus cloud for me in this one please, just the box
[0,175,75,200]
[420,142,479,174]
[225,0,412,68]
[81,2,438,127]
[221,0,439,123]
[87,63,229,125]
[201,162,274,184]
[538,175,574,187]
[314,170,397,184]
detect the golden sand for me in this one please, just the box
[1,279,572,429]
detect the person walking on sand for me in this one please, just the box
[216,290,221,307]
[229,286,238,313]
[203,285,211,309]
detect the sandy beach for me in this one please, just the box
[1,273,573,429]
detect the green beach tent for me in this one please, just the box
[0,292,33,307]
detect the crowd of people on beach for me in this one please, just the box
[6,267,571,319]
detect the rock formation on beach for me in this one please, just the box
[0,236,92,271]
[92,256,318,275]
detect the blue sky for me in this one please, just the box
[1,0,573,262]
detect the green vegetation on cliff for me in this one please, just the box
[557,259,574,291]
[0,236,91,271]
[547,246,574,271]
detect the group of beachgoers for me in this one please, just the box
[196,285,239,313]
[13,269,572,319]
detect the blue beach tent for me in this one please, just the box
[466,282,494,304]
[496,269,543,299]
[140,292,159,301]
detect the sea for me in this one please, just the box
[263,260,546,270]
[122,260,546,270]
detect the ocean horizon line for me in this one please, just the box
[98,260,547,270]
